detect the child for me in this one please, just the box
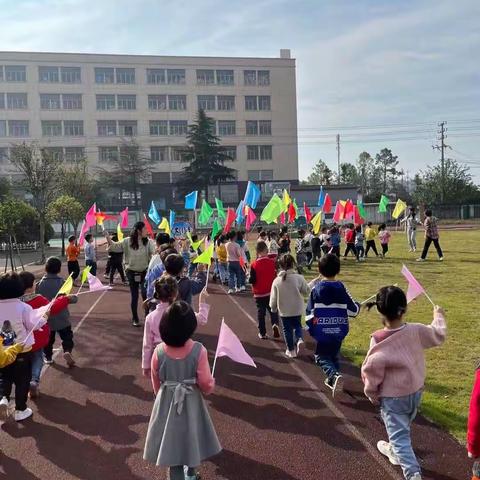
[146,244,177,301]
[343,224,356,258]
[66,235,80,281]
[215,236,228,285]
[365,222,380,258]
[468,364,480,480]
[0,272,47,422]
[188,234,201,277]
[107,233,127,286]
[250,241,280,340]
[226,231,245,294]
[142,276,209,377]
[84,233,97,276]
[143,301,221,480]
[355,225,365,261]
[236,231,250,270]
[36,257,76,367]
[319,227,331,255]
[267,231,280,258]
[328,225,341,257]
[378,223,391,257]
[362,286,446,480]
[180,238,191,273]
[278,228,291,255]
[257,231,267,243]
[270,254,310,358]
[306,254,360,397]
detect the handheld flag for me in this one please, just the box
[357,201,367,219]
[353,205,365,225]
[116,223,124,241]
[223,208,236,233]
[191,236,205,251]
[81,266,92,284]
[193,244,214,264]
[148,201,161,225]
[243,181,261,209]
[261,194,284,224]
[401,265,434,305]
[143,214,155,239]
[78,220,88,247]
[310,211,322,234]
[332,201,344,223]
[303,203,312,223]
[235,200,245,224]
[87,272,111,292]
[282,189,291,210]
[85,203,97,228]
[279,211,286,225]
[317,187,325,208]
[57,275,73,296]
[169,210,176,230]
[392,199,407,219]
[215,198,226,220]
[120,207,129,228]
[198,200,214,226]
[185,191,198,210]
[95,211,106,226]
[323,194,332,214]
[245,206,257,231]
[288,201,297,223]
[159,217,170,235]
[378,195,389,213]
[344,199,354,219]
[211,219,222,239]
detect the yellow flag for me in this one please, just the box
[159,217,170,235]
[310,210,322,234]
[392,199,407,219]
[193,244,214,264]
[191,236,205,251]
[81,265,92,284]
[57,275,73,296]
[117,223,124,241]
[282,189,291,209]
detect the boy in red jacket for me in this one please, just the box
[249,241,280,339]
[19,271,77,398]
[468,365,480,480]
[343,224,357,258]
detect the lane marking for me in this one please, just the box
[224,289,403,480]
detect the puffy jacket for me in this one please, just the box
[249,256,277,297]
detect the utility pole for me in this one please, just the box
[336,134,341,184]
[432,121,450,203]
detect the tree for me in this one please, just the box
[59,158,98,209]
[177,109,236,197]
[413,159,480,205]
[47,195,84,256]
[9,143,63,263]
[374,148,402,194]
[337,163,359,184]
[303,159,334,185]
[0,177,11,201]
[356,151,373,199]
[0,197,38,239]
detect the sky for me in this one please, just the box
[1,0,479,181]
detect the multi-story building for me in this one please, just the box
[0,50,298,210]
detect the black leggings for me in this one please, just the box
[126,270,147,321]
[421,236,443,259]
[0,352,32,411]
[344,243,357,257]
[365,240,379,257]
[109,261,126,283]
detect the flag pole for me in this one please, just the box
[423,291,435,306]
[211,317,224,376]
[211,351,218,377]
[361,284,398,305]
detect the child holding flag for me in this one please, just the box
[143,301,221,479]
[66,235,81,282]
[84,233,97,276]
[365,222,380,258]
[226,231,245,294]
[362,286,446,480]
[378,223,392,257]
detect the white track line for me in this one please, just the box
[224,290,403,480]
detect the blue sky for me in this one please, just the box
[1,0,479,181]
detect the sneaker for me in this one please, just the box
[123,281,129,286]
[109,282,114,287]
[227,289,234,294]
[0,396,9,421]
[29,381,39,399]
[416,258,426,262]
[132,318,141,327]
[408,248,413,252]
[272,324,280,338]
[439,257,444,261]
[296,338,305,356]
[376,440,400,465]
[413,247,417,252]
[285,349,297,358]
[14,408,33,422]
[239,286,246,292]
[324,377,334,390]
[332,374,344,398]
[184,466,201,479]
[63,352,76,368]
[410,474,422,480]
[44,356,53,365]
[103,274,109,279]
[258,333,268,339]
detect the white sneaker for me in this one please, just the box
[227,289,234,294]
[285,349,297,358]
[0,396,9,421]
[439,257,444,261]
[14,407,33,422]
[376,440,400,465]
[239,286,246,292]
[408,248,413,252]
[332,374,344,398]
[296,338,305,356]
[258,333,268,339]
[416,258,426,262]
[410,474,422,480]
[63,352,76,368]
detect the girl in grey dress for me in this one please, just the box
[144,301,221,480]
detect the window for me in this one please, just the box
[148,95,167,110]
[196,70,215,85]
[118,120,137,136]
[220,146,237,161]
[150,120,168,136]
[64,147,85,162]
[167,69,185,85]
[39,66,59,82]
[217,95,235,111]
[259,145,272,160]
[97,120,117,136]
[40,93,61,109]
[258,70,270,86]
[247,145,259,160]
[216,70,234,85]
[96,94,115,110]
[64,120,84,136]
[248,169,273,181]
[259,120,272,135]
[61,67,81,83]
[218,120,236,136]
[42,121,62,136]
[246,120,258,135]
[198,95,215,111]
[169,120,188,136]
[63,93,82,110]
[147,68,165,84]
[0,68,3,82]
[44,147,63,161]
[99,146,119,162]
[245,96,257,111]
[152,172,170,183]
[151,146,167,162]
[116,68,135,84]
[170,147,184,162]
[117,94,136,110]
[0,147,8,163]
[9,120,29,137]
[7,93,27,109]
[0,94,4,109]
[247,145,272,160]
[244,70,256,85]
[258,95,271,111]
[95,67,114,84]
[0,121,6,137]
[5,66,26,82]
[168,95,186,110]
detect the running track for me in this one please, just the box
[0,260,471,480]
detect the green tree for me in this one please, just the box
[375,148,402,194]
[0,197,38,238]
[356,151,373,198]
[303,159,334,185]
[177,109,236,197]
[60,158,98,209]
[47,195,84,257]
[9,143,63,263]
[0,177,11,201]
[337,162,359,184]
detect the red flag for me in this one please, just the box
[303,203,312,223]
[119,207,129,228]
[279,211,286,224]
[332,201,345,223]
[223,208,236,234]
[344,199,354,219]
[245,206,257,231]
[288,202,296,223]
[143,214,155,239]
[353,205,364,225]
[323,194,332,214]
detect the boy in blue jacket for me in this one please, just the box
[306,254,360,397]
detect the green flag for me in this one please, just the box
[357,201,366,219]
[261,194,284,224]
[211,219,221,239]
[193,243,214,264]
[378,195,389,213]
[198,200,214,225]
[215,198,226,220]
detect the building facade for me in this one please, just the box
[0,50,298,198]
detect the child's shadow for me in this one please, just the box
[0,451,41,479]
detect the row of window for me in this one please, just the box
[0,146,84,163]
[0,65,271,86]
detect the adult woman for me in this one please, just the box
[400,207,421,252]
[106,221,155,326]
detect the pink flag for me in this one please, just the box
[119,207,129,228]
[87,272,111,292]
[245,206,257,231]
[78,220,89,247]
[323,194,332,214]
[332,201,344,223]
[214,319,256,373]
[401,265,425,303]
[85,203,97,228]
[279,211,286,224]
[344,199,354,219]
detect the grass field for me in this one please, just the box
[294,228,480,442]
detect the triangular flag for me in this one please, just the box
[185,191,198,210]
[332,201,345,223]
[81,265,92,284]
[279,211,286,225]
[357,201,367,219]
[143,214,155,239]
[119,207,129,228]
[78,220,88,247]
[117,223,124,241]
[236,200,245,224]
[198,200,214,225]
[211,219,222,239]
[169,210,176,229]
[191,236,205,251]
[323,194,332,214]
[245,206,257,231]
[215,198,226,220]
[87,272,111,292]
[317,187,325,208]
[353,205,365,225]
[288,202,297,223]
[392,199,407,219]
[85,203,97,228]
[193,244,214,264]
[95,211,106,226]
[223,208,236,233]
[159,217,170,235]
[304,203,312,223]
[261,194,284,224]
[310,211,322,234]
[378,195,389,213]
[282,189,291,210]
[401,265,426,303]
[57,275,73,296]
[344,199,354,219]
[243,181,261,209]
[148,201,161,225]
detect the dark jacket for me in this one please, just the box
[177,271,207,305]
[36,274,71,331]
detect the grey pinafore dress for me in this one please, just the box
[143,342,221,467]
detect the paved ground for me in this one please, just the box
[0,258,472,480]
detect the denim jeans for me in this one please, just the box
[85,259,97,276]
[218,262,228,283]
[280,315,303,351]
[356,245,365,259]
[228,261,244,289]
[380,390,423,479]
[315,340,342,380]
[30,349,44,384]
[255,296,279,336]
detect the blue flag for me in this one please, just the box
[317,187,325,208]
[148,201,161,225]
[169,210,176,229]
[236,200,245,224]
[185,191,198,210]
[243,181,261,209]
